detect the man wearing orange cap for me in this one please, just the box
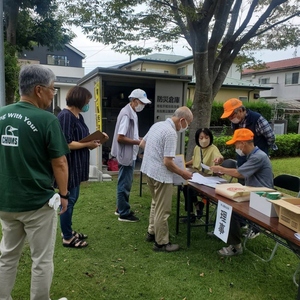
[210,128,273,256]
[221,98,276,168]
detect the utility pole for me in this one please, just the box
[0,0,6,107]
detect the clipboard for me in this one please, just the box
[173,154,187,185]
[79,130,109,144]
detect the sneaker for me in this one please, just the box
[243,229,260,239]
[114,209,119,216]
[118,214,139,222]
[153,243,179,252]
[218,245,243,256]
[145,232,155,242]
[58,298,68,300]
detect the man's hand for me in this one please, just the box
[210,165,223,174]
[181,170,193,180]
[59,198,68,215]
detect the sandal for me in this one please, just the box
[61,231,88,240]
[73,231,88,240]
[63,237,88,248]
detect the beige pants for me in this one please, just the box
[146,176,173,245]
[0,203,57,300]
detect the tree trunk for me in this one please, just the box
[186,46,213,160]
[5,1,19,105]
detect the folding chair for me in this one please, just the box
[221,159,237,183]
[273,174,300,198]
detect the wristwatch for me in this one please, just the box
[59,191,70,199]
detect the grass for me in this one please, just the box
[3,157,300,300]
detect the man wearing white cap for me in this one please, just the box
[111,88,151,222]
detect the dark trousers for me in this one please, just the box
[182,185,198,212]
[227,213,243,245]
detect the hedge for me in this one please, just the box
[213,133,300,159]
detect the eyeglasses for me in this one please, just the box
[39,85,58,95]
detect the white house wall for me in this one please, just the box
[226,63,240,80]
[45,65,85,78]
[242,70,300,101]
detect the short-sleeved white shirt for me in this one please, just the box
[118,107,139,160]
[141,118,177,183]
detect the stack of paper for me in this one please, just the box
[189,173,227,188]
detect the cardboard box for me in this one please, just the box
[250,192,278,217]
[270,198,300,232]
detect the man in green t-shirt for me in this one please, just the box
[0,64,70,300]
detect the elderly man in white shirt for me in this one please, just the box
[140,106,193,252]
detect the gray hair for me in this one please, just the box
[19,64,56,96]
[234,105,246,113]
[173,106,193,121]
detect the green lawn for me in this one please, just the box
[4,157,300,300]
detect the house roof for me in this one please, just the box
[78,67,192,85]
[66,44,86,58]
[189,76,273,90]
[139,53,187,62]
[222,77,272,90]
[242,57,300,75]
[115,53,193,68]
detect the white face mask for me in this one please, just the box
[231,117,240,124]
[235,148,245,156]
[135,103,145,112]
[179,119,188,132]
[199,138,210,148]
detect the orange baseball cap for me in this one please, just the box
[226,128,254,145]
[220,98,243,119]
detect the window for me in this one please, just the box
[177,67,186,75]
[238,96,248,102]
[259,78,270,84]
[47,55,69,66]
[164,70,169,74]
[285,72,299,85]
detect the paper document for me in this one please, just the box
[173,154,187,185]
[200,163,211,171]
[189,173,227,188]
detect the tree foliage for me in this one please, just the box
[63,0,300,158]
[3,0,75,104]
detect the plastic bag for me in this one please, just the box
[107,158,119,171]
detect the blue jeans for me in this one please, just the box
[117,161,135,217]
[60,186,80,240]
